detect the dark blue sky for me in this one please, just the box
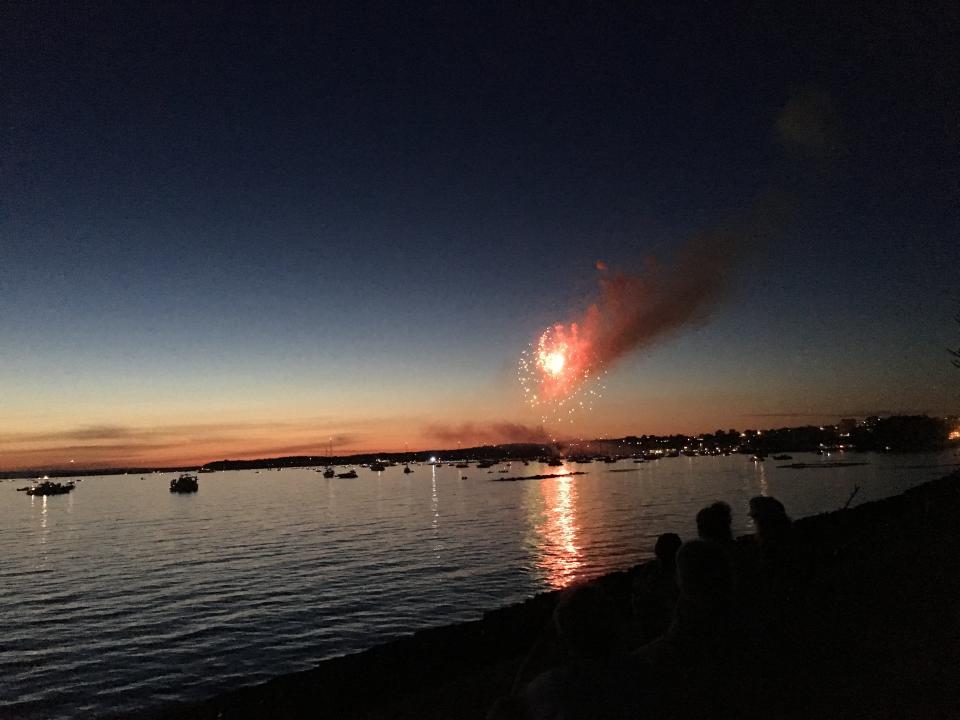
[2,2,958,466]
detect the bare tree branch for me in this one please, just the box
[952,351,960,369]
[953,310,960,369]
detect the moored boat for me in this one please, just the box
[170,474,199,493]
[26,480,76,496]
[337,469,358,478]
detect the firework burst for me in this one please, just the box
[518,324,607,427]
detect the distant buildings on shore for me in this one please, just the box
[608,414,959,456]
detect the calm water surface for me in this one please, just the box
[2,452,957,718]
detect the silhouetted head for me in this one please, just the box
[749,495,792,545]
[696,501,734,543]
[654,532,683,567]
[748,495,785,519]
[675,540,734,603]
[553,583,618,661]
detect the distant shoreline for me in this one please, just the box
[2,446,954,481]
[5,416,958,480]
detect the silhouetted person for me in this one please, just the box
[697,501,734,544]
[655,532,683,568]
[698,500,756,614]
[746,495,802,685]
[748,495,794,570]
[668,539,735,652]
[494,583,636,719]
[632,540,740,717]
[633,539,735,665]
[631,533,682,643]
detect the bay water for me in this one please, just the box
[2,451,956,718]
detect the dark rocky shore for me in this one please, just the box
[150,472,960,720]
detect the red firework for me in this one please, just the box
[518,323,605,425]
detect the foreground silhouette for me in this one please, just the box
[630,532,682,644]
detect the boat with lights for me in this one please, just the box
[26,480,75,496]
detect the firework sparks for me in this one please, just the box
[518,324,606,427]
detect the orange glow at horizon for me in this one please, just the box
[0,418,433,471]
[2,385,903,471]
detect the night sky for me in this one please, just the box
[2,2,958,468]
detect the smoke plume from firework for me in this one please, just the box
[518,87,826,423]
[519,202,784,423]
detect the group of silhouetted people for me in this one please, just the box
[489,496,797,720]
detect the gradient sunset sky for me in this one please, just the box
[2,3,958,469]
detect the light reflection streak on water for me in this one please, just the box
[327,473,338,520]
[431,465,441,556]
[31,494,50,570]
[534,470,582,589]
[748,461,769,531]
[756,460,769,496]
